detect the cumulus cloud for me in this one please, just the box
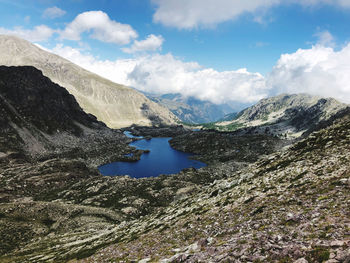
[43,6,66,19]
[51,42,350,105]
[122,34,164,53]
[50,44,268,104]
[268,44,350,103]
[0,25,55,42]
[60,11,138,45]
[152,0,350,29]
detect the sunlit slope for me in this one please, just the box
[0,35,177,128]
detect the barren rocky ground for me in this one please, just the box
[77,109,350,263]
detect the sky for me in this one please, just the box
[0,0,350,106]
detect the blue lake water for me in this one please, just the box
[98,131,206,178]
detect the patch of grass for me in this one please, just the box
[306,247,330,263]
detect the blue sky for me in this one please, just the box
[1,0,350,105]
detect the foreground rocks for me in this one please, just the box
[1,112,349,262]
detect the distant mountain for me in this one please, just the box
[0,35,177,128]
[206,93,347,138]
[145,93,244,124]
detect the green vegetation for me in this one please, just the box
[201,121,245,131]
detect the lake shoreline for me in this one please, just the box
[98,130,207,178]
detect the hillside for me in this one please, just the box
[0,35,177,128]
[0,65,133,164]
[76,108,350,262]
[205,93,347,138]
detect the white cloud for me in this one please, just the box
[50,44,268,104]
[268,44,350,103]
[314,30,335,47]
[122,34,164,54]
[0,25,55,42]
[43,6,66,19]
[152,0,280,29]
[152,0,350,29]
[299,0,350,7]
[60,11,138,45]
[51,42,350,105]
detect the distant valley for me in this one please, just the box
[144,92,247,124]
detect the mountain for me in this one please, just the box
[1,73,349,262]
[0,65,131,163]
[206,93,347,138]
[0,35,177,128]
[145,93,242,123]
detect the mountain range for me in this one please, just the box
[0,35,177,128]
[0,35,349,263]
[144,93,245,123]
[0,65,349,262]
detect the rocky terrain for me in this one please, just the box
[205,94,346,139]
[0,65,286,262]
[0,66,349,262]
[0,35,177,128]
[77,105,350,263]
[0,65,134,165]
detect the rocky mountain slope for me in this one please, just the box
[0,35,177,128]
[145,93,238,123]
[0,65,132,163]
[77,107,350,263]
[0,65,282,262]
[206,93,347,138]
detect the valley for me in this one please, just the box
[0,38,349,263]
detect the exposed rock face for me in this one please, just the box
[0,35,177,128]
[0,65,130,162]
[0,66,103,135]
[210,93,347,138]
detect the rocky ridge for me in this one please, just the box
[0,35,177,128]
[0,65,132,164]
[206,94,346,138]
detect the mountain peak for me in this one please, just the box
[211,93,347,137]
[0,35,177,128]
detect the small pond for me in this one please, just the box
[98,131,206,178]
